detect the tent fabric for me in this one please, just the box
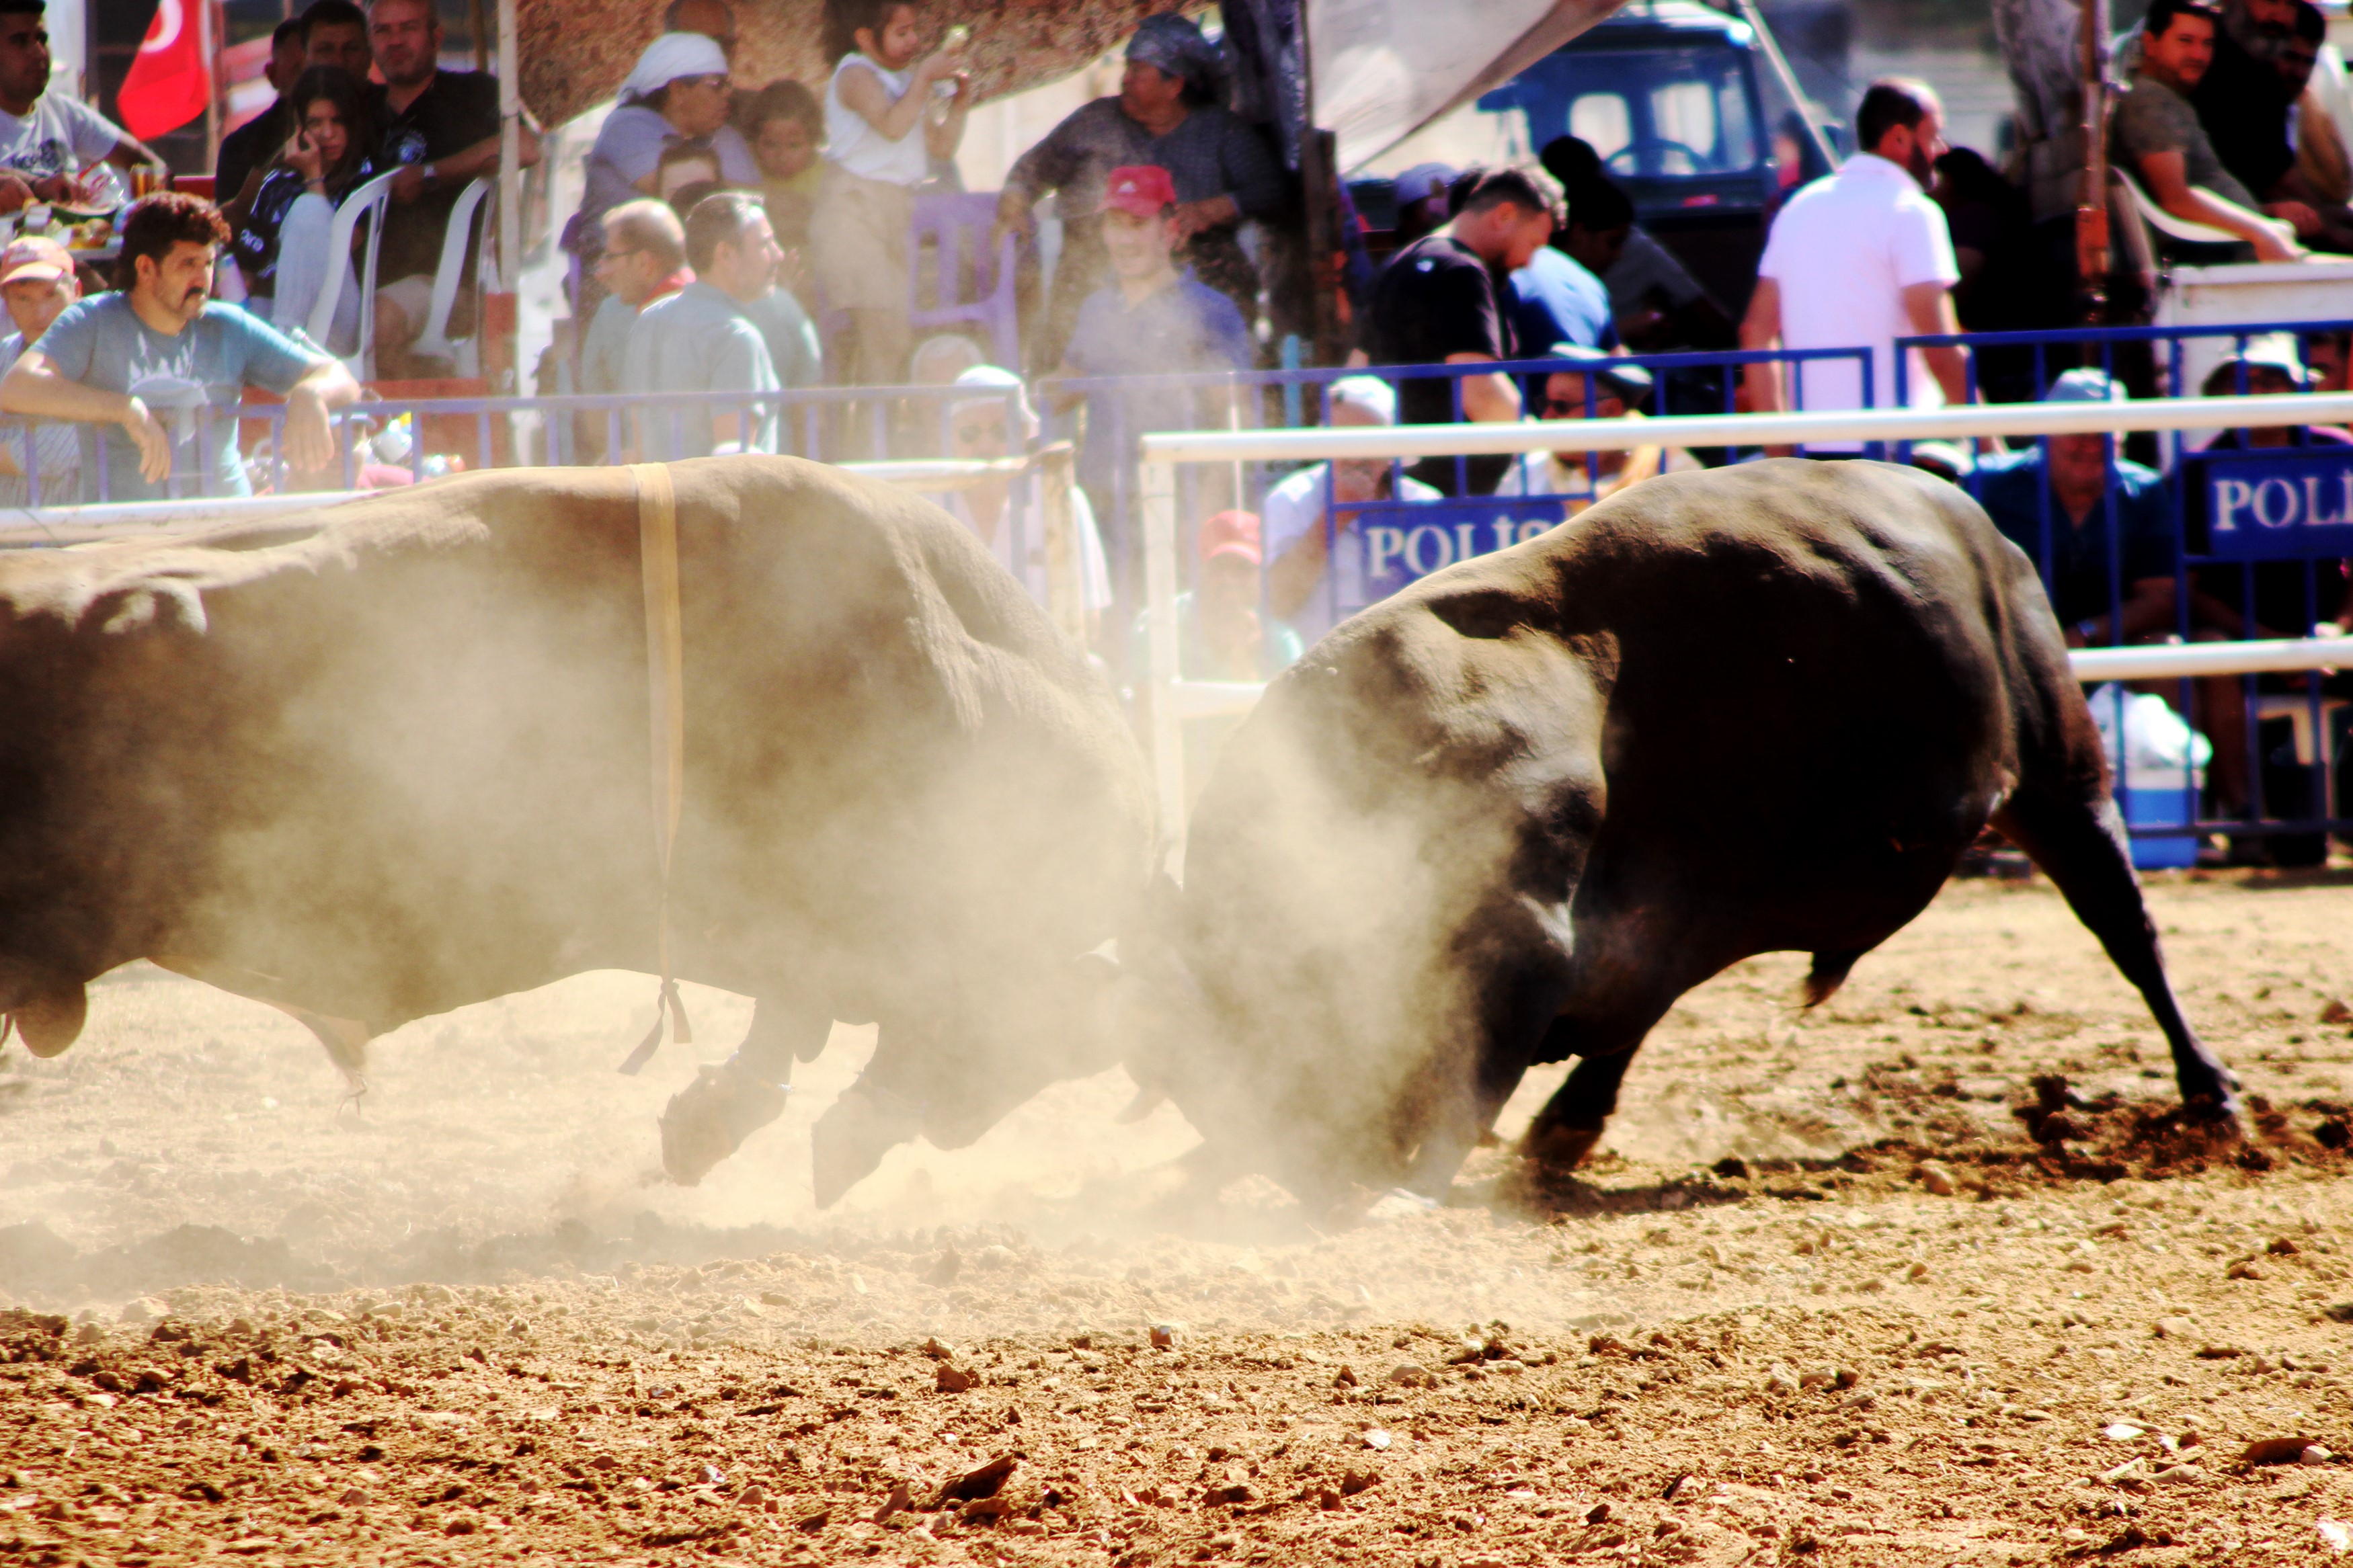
[1313,0,1624,171]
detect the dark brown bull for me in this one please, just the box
[0,458,1154,1204]
[1162,459,2237,1200]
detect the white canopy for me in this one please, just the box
[1314,0,1628,171]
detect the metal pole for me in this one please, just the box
[1732,0,1839,173]
[1140,452,1188,864]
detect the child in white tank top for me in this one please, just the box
[812,0,970,390]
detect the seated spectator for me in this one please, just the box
[225,67,378,358]
[1361,165,1561,495]
[2181,336,2352,833]
[0,233,75,501]
[369,0,543,381]
[1970,369,2177,650]
[939,364,1113,639]
[2112,0,2309,261]
[1389,163,1457,247]
[216,19,308,209]
[1154,508,1301,679]
[1263,375,1441,647]
[580,199,691,423]
[0,0,165,212]
[584,33,752,244]
[1495,344,1697,507]
[2305,327,2351,393]
[623,191,782,460]
[0,194,359,500]
[301,0,371,79]
[742,79,823,251]
[1043,163,1254,524]
[2190,0,2301,208]
[2269,3,2353,245]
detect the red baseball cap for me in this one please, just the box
[0,235,70,287]
[1099,164,1177,219]
[1199,509,1262,566]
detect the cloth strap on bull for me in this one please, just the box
[619,462,693,1073]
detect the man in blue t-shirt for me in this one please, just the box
[0,193,358,501]
[1046,163,1254,518]
[1968,368,2180,645]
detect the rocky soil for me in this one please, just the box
[3,868,2353,1566]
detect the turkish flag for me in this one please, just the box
[118,0,210,142]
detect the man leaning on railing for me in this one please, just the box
[0,194,359,502]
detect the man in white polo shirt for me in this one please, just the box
[1738,79,1976,452]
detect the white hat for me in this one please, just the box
[1327,376,1398,425]
[623,32,729,102]
[1393,163,1459,206]
[950,364,1039,441]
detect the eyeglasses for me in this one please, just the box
[678,74,731,91]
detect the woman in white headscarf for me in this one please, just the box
[580,34,760,249]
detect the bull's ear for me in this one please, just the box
[11,984,87,1057]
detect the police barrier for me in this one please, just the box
[1895,321,2353,858]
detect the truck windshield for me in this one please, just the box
[1497,47,1762,180]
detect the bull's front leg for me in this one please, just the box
[660,995,830,1186]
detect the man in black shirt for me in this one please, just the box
[1362,165,1560,493]
[366,0,540,380]
[215,19,305,206]
[2192,0,2299,204]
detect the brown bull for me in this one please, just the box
[0,457,1154,1204]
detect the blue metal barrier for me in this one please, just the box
[1895,321,2353,860]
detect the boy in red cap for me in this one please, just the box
[0,233,77,501]
[1044,163,1254,542]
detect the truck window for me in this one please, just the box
[1570,93,1632,161]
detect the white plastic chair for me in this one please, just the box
[408,178,494,377]
[2114,163,2288,250]
[305,167,403,380]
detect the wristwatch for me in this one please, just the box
[418,163,441,190]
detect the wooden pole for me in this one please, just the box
[202,0,220,173]
[2075,0,2110,321]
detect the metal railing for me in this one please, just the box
[1136,394,2353,856]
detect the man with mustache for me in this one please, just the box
[0,193,359,502]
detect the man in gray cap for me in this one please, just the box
[1494,343,1697,507]
[994,11,1284,368]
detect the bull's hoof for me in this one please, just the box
[1518,1121,1604,1175]
[659,1063,788,1186]
[809,1081,925,1208]
[9,987,87,1059]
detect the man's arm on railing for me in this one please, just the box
[0,352,171,483]
[1738,278,1783,415]
[281,360,362,473]
[1446,354,1519,423]
[2135,151,2304,261]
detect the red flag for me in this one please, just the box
[118,0,210,142]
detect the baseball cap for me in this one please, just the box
[0,235,70,287]
[1326,375,1398,424]
[1392,163,1458,206]
[1540,341,1653,403]
[2043,367,2124,403]
[2203,331,2314,393]
[1199,509,1263,566]
[1099,165,1177,219]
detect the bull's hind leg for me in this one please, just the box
[660,995,829,1186]
[1990,786,2239,1122]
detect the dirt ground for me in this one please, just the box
[5,868,2353,1567]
